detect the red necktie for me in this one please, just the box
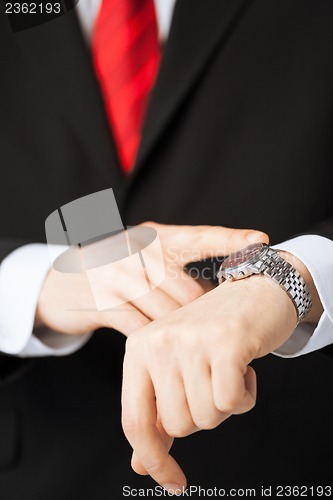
[92,0,161,173]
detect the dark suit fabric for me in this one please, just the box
[1,1,333,498]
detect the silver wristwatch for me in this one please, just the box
[216,243,312,324]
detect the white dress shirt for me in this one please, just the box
[1,0,333,357]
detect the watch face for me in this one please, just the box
[222,243,267,270]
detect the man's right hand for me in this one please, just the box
[35,222,268,336]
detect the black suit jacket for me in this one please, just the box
[1,1,333,498]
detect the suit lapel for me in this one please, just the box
[14,10,123,189]
[126,0,251,186]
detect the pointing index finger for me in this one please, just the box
[121,347,187,494]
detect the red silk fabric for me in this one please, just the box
[92,0,161,173]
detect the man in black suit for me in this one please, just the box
[1,1,333,498]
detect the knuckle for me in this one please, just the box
[151,327,170,354]
[215,395,239,414]
[193,415,221,430]
[144,459,165,476]
[122,412,151,437]
[163,423,193,438]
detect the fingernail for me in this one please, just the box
[247,232,264,243]
[163,483,183,495]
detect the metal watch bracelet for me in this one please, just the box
[255,248,312,324]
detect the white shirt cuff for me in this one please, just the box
[271,235,333,357]
[0,243,91,357]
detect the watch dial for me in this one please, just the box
[223,243,266,269]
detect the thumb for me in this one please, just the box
[150,223,269,266]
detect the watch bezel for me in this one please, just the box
[218,243,269,282]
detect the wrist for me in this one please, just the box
[217,272,299,357]
[217,243,312,325]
